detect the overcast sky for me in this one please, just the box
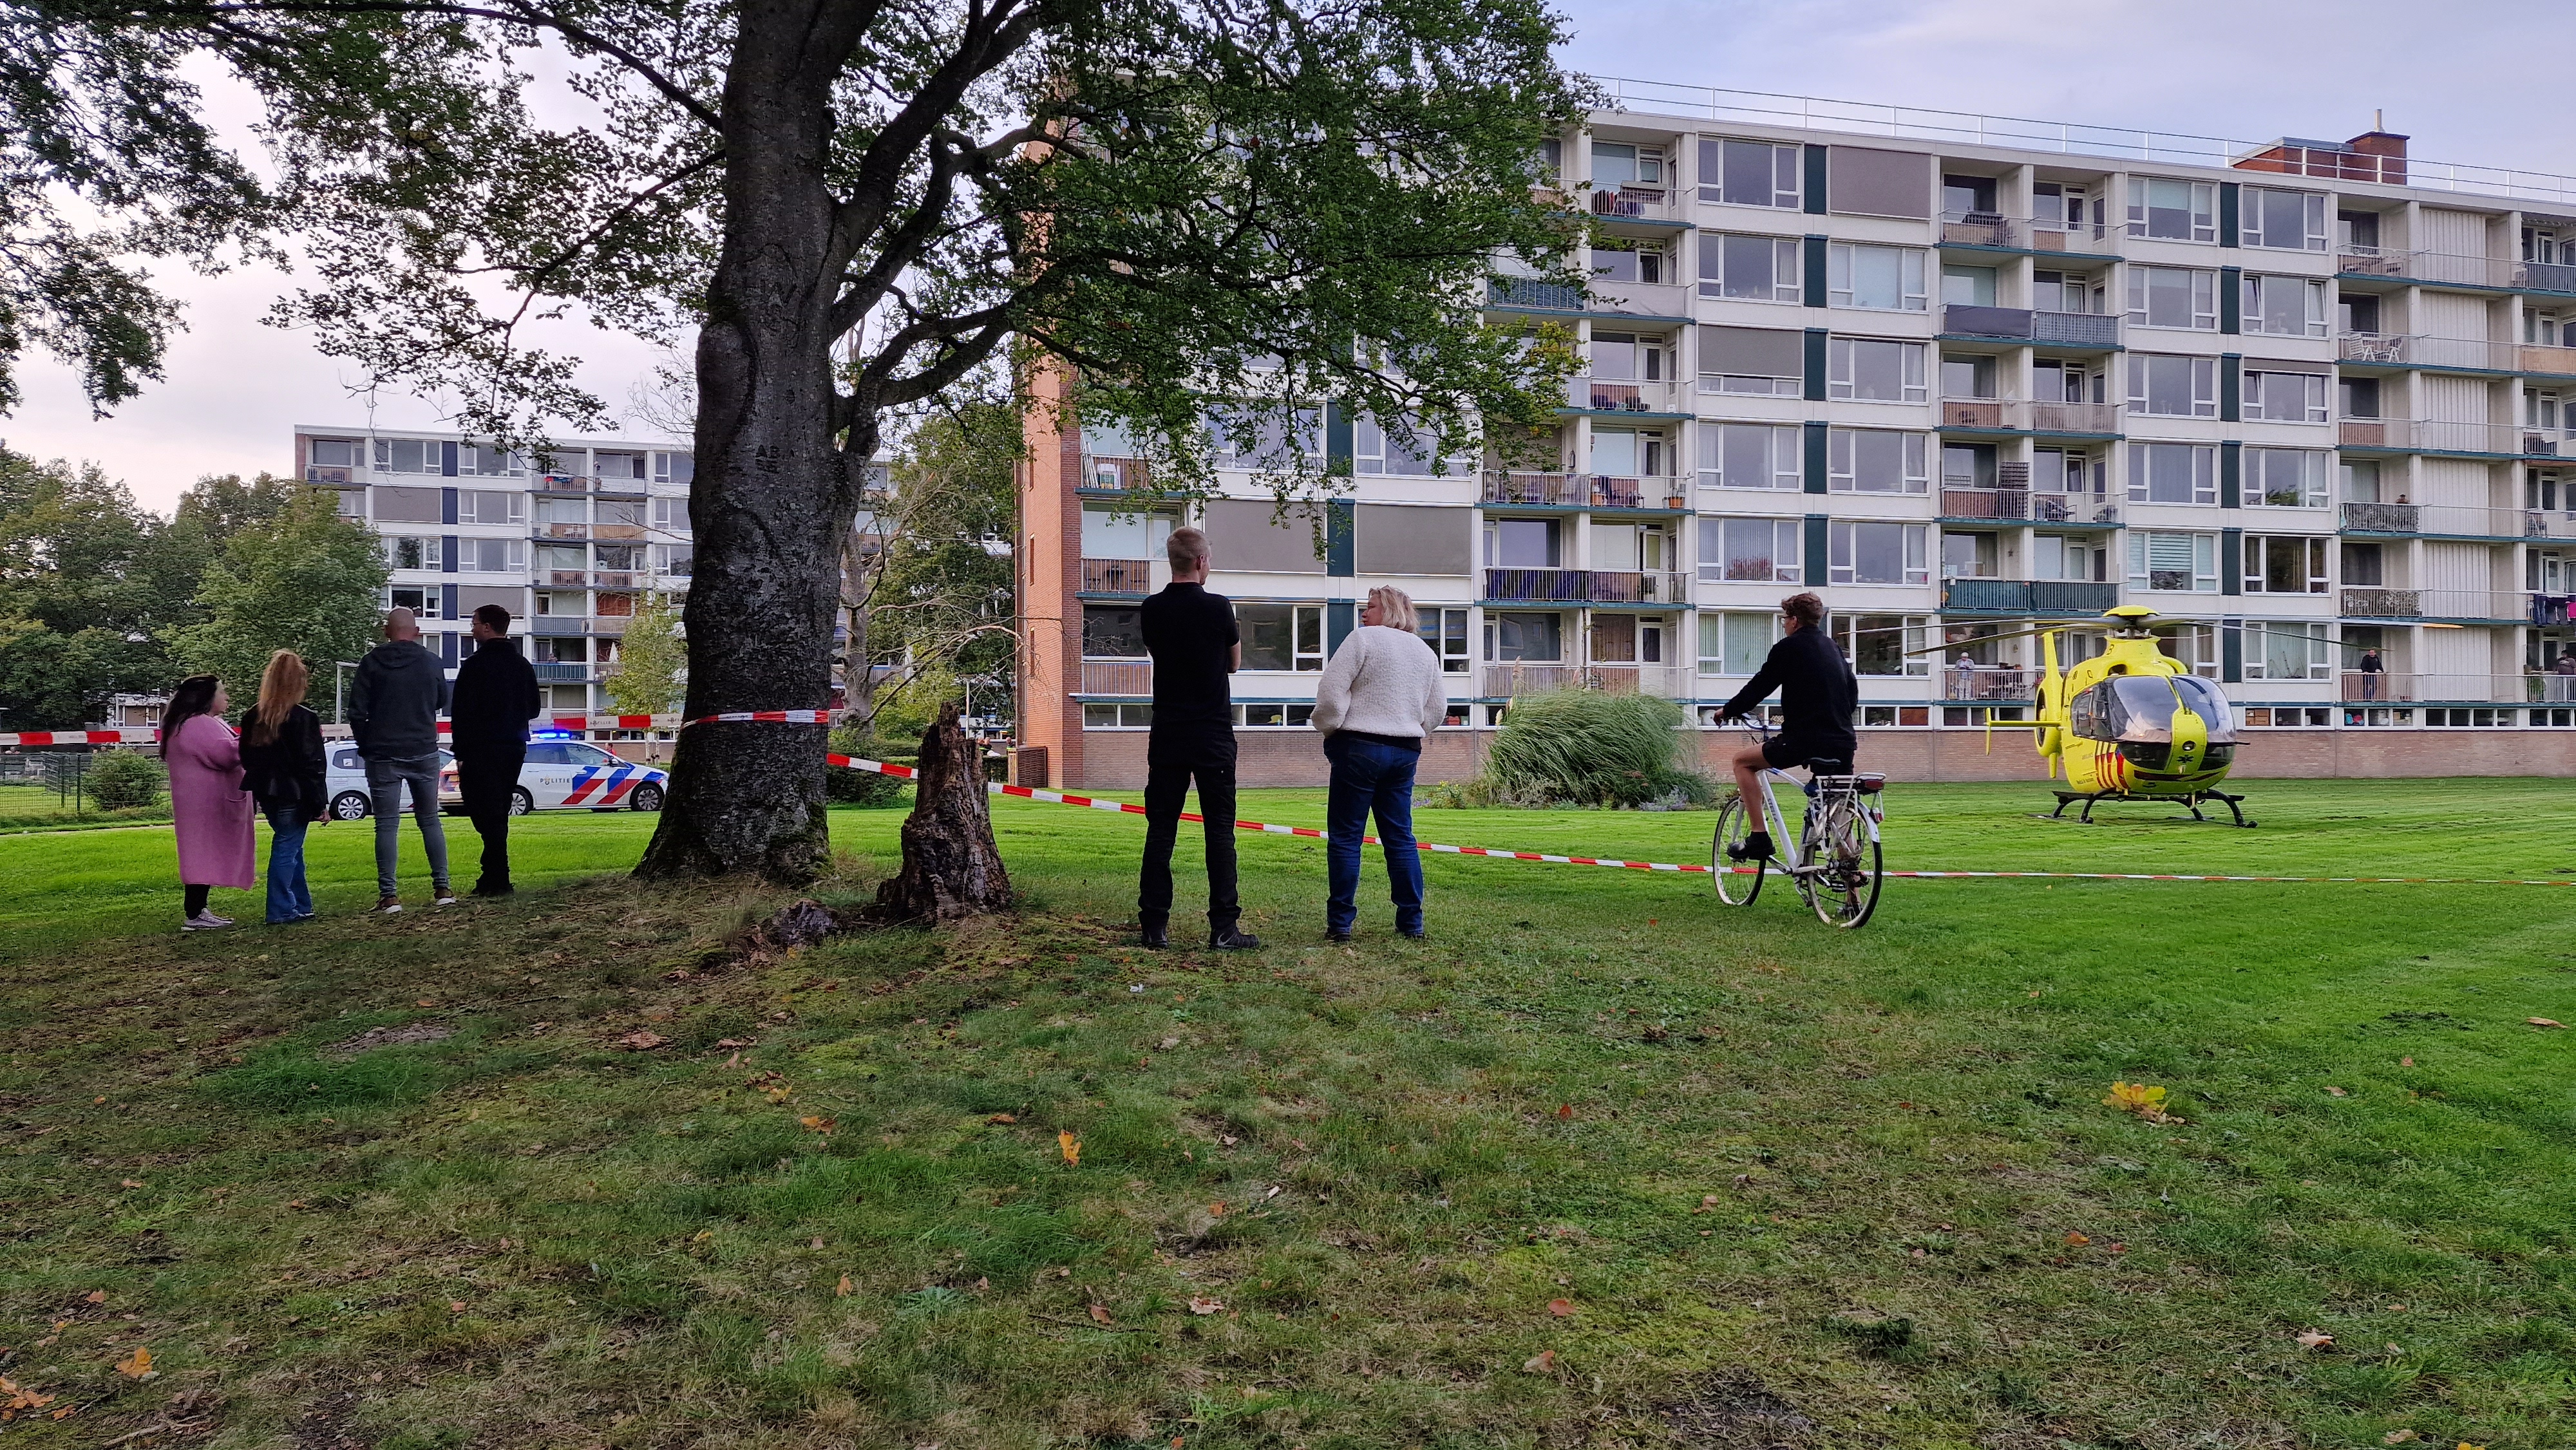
[10,0,2574,511]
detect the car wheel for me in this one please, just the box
[630,782,665,813]
[328,790,372,822]
[508,787,535,816]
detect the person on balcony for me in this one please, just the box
[1717,592,1858,862]
[1137,527,1259,952]
[1311,586,1449,943]
[2358,648,2383,701]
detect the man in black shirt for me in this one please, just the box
[449,603,542,895]
[1137,526,1260,950]
[1717,592,1859,861]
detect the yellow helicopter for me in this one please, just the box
[1923,606,2253,827]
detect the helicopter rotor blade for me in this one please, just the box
[1896,623,2112,657]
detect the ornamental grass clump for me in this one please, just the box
[1482,688,1709,807]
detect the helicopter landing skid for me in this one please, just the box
[2047,789,2256,828]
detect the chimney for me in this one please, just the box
[2345,126,2407,185]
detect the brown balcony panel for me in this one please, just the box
[2338,419,2392,448]
[1940,400,2005,429]
[1079,558,1153,594]
[1942,667,2038,701]
[2523,344,2576,376]
[593,524,647,540]
[1481,471,1588,507]
[1484,568,1590,602]
[2340,587,2420,617]
[1079,660,1152,695]
[2029,401,2121,434]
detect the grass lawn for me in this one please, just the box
[3,778,2573,1448]
[0,781,169,836]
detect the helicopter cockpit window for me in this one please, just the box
[2080,674,2239,744]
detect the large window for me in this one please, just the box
[2127,354,2218,417]
[384,536,435,570]
[1591,240,1672,285]
[1828,522,1930,585]
[308,437,362,469]
[1699,325,1804,397]
[1416,607,1471,674]
[374,438,443,474]
[458,538,522,574]
[2247,621,2331,679]
[1700,138,1801,209]
[1484,516,1561,567]
[1698,612,1780,675]
[1082,605,1146,657]
[1238,603,1325,672]
[2128,531,2219,592]
[2035,446,2108,496]
[2126,266,2218,330]
[1699,233,1801,303]
[1589,428,1671,479]
[457,489,524,525]
[1698,422,1801,491]
[1488,611,1564,663]
[1082,507,1174,559]
[2242,274,2329,337]
[1209,407,1322,469]
[2126,442,2218,505]
[1699,516,1801,582]
[2244,187,2329,252]
[2035,535,2110,581]
[1828,243,1929,311]
[2246,448,2330,507]
[2245,369,2329,424]
[1353,415,1445,475]
[2126,177,2217,243]
[1828,428,1929,494]
[1590,140,1664,188]
[1830,614,1932,676]
[2154,623,2221,678]
[1940,530,2000,579]
[2244,535,2329,594]
[1827,338,1927,403]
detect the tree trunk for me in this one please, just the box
[636,1,873,882]
[873,702,1011,921]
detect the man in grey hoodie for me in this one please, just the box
[348,607,453,910]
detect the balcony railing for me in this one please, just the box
[2339,502,2576,538]
[1587,278,1690,318]
[1941,579,2121,614]
[1079,455,1148,491]
[2338,672,2533,704]
[2336,419,2559,457]
[1938,487,2120,524]
[592,522,647,541]
[1078,659,1152,695]
[1482,568,1688,603]
[535,522,590,540]
[303,466,353,485]
[1937,211,2111,252]
[533,662,590,684]
[2337,249,2576,295]
[1569,377,1687,414]
[2335,332,2576,375]
[1480,663,1691,699]
[1479,471,1689,509]
[536,474,592,493]
[1942,666,2038,701]
[1079,558,1156,595]
[1935,397,2123,435]
[1940,305,2121,347]
[1488,278,1585,311]
[1589,186,1678,222]
[2340,587,2528,620]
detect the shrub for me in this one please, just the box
[1481,688,1709,807]
[88,750,166,810]
[824,725,914,808]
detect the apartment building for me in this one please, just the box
[290,426,697,723]
[1021,86,2576,788]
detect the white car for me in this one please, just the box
[325,746,453,822]
[438,739,668,814]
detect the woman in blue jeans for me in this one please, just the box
[1309,587,1452,941]
[238,650,327,923]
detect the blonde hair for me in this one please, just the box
[1166,525,1211,571]
[243,650,308,747]
[1367,585,1419,634]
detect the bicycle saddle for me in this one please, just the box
[1805,758,1852,775]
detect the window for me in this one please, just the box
[597,499,645,529]
[2154,623,2221,677]
[2034,269,2104,314]
[457,538,523,573]
[1940,173,1997,218]
[334,488,364,518]
[1941,353,1996,400]
[2340,376,2382,420]
[385,536,435,570]
[2034,534,2109,582]
[2034,358,2105,403]
[2244,536,2329,594]
[533,590,583,616]
[2340,293,2382,336]
[374,438,441,474]
[651,544,694,576]
[1940,265,1996,306]
[1484,517,1561,567]
[1828,244,1929,311]
[1417,607,1470,674]
[1236,603,1325,671]
[2126,177,2217,243]
[2341,540,2385,586]
[1591,240,1672,285]
[1081,605,1146,658]
[2126,266,2217,330]
[2126,442,2218,505]
[2246,448,2329,507]
[2243,274,2329,337]
[1589,429,1669,478]
[388,585,441,619]
[1590,140,1663,188]
[1827,337,1927,402]
[2034,447,2108,496]
[2245,370,2329,424]
[1700,138,1800,209]
[1940,530,2000,579]
[1698,325,1804,397]
[1588,332,1672,383]
[1210,407,1322,468]
[1941,442,1996,489]
[1084,702,1155,728]
[457,489,524,525]
[1828,429,1929,494]
[1233,704,1319,729]
[652,496,688,529]
[1828,522,1929,585]
[1698,233,1802,303]
[652,451,693,485]
[1831,614,1931,676]
[1352,414,1443,476]
[308,437,362,469]
[2243,187,2329,252]
[1083,507,1173,561]
[2342,212,2384,255]
[539,447,588,480]
[2248,621,2331,679]
[2033,182,2095,234]
[1488,611,1564,662]
[2128,531,2219,591]
[2127,354,2218,417]
[1698,516,1801,582]
[1699,612,1780,675]
[1698,422,1801,491]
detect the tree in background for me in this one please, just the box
[605,592,687,717]
[169,487,388,705]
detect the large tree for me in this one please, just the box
[10,0,1585,880]
[168,484,389,702]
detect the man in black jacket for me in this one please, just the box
[450,604,542,896]
[350,607,453,910]
[1717,592,1859,862]
[1137,526,1260,952]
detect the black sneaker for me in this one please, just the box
[1325,928,1352,943]
[1208,926,1263,951]
[1139,921,1169,950]
[1726,831,1775,863]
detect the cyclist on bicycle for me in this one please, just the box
[1716,592,1857,862]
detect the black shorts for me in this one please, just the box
[1763,735,1853,773]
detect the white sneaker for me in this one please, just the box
[433,892,459,908]
[182,911,230,932]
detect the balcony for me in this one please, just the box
[533,662,591,684]
[1586,278,1690,320]
[1937,212,2111,253]
[1078,659,1152,696]
[536,474,592,493]
[1588,185,1680,223]
[592,522,647,541]
[1569,377,1687,415]
[2338,672,2531,704]
[1942,666,2038,701]
[1488,278,1584,312]
[1481,470,1686,509]
[1080,455,1148,491]
[535,522,590,541]
[1482,568,1689,604]
[1940,485,2029,520]
[1079,558,1157,596]
[1935,397,2123,435]
[2340,587,2527,620]
[2334,332,2576,375]
[1940,579,2121,615]
[2335,419,2554,457]
[1939,305,2120,348]
[1480,663,1691,699]
[2337,249,2576,296]
[592,570,637,589]
[2340,502,2576,538]
[303,466,353,485]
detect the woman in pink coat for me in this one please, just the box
[163,673,256,930]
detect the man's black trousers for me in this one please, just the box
[453,744,525,890]
[1138,731,1239,930]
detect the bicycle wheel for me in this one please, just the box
[1804,798,1882,928]
[1711,794,1763,905]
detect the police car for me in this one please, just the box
[325,746,453,821]
[437,737,668,814]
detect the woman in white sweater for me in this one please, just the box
[1309,586,1450,941]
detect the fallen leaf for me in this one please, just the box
[2103,1080,2179,1122]
[416,999,434,1007]
[1220,1135,1239,1147]
[1555,1104,1573,1120]
[2326,1086,2348,1097]
[987,1113,1018,1125]
[975,1277,989,1291]
[1,1375,57,1413]
[2295,1330,2334,1349]
[2107,1242,2127,1254]
[616,1030,668,1051]
[82,1290,105,1304]
[118,1179,143,1189]
[1059,1131,1081,1165]
[2528,1017,2565,1030]
[714,1038,753,1049]
[836,1276,852,1297]
[798,1115,837,1133]
[1694,1194,1719,1213]
[810,1236,824,1248]
[1159,1037,1180,1050]
[1187,1296,1225,1315]
[1547,1298,1573,1317]
[113,1347,153,1379]
[2064,1232,2090,1246]
[448,1301,467,1313]
[1088,1302,1112,1326]
[2400,1057,2414,1067]
[1208,1201,1226,1216]
[1520,1349,1557,1374]
[2386,1342,2403,1353]
[2383,1432,2418,1445]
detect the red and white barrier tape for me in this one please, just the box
[0,710,831,749]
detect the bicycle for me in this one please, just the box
[1709,724,1886,928]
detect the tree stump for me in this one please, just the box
[872,702,1011,921]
